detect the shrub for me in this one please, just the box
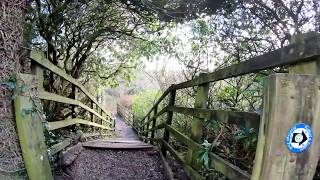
[132,90,161,125]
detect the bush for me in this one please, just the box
[132,90,161,125]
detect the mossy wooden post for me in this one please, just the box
[90,101,94,132]
[71,84,76,118]
[90,100,94,122]
[150,105,158,145]
[161,90,176,157]
[100,109,103,125]
[251,74,320,180]
[187,79,209,169]
[145,114,150,142]
[14,73,53,180]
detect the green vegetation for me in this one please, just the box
[132,90,161,124]
[3,0,320,179]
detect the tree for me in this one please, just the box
[0,0,28,177]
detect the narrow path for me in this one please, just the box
[114,114,139,139]
[59,115,168,180]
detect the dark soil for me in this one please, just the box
[66,148,167,180]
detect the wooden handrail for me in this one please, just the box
[167,106,260,130]
[39,91,112,124]
[173,35,320,89]
[29,51,112,118]
[139,34,320,123]
[139,106,168,128]
[47,118,113,131]
[134,33,320,180]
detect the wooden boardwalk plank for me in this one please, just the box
[83,139,154,149]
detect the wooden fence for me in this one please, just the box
[117,104,134,126]
[127,34,320,180]
[14,51,115,179]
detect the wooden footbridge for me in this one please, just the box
[13,33,320,180]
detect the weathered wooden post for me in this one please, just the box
[187,78,209,169]
[100,109,103,125]
[71,84,76,118]
[14,64,53,179]
[251,73,320,180]
[161,89,176,157]
[90,101,94,122]
[150,105,158,145]
[145,114,150,142]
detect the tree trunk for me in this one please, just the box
[0,0,28,178]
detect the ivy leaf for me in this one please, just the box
[20,84,28,93]
[198,149,210,169]
[11,94,17,100]
[3,81,16,90]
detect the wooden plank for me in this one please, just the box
[289,59,320,74]
[165,124,200,149]
[162,141,204,180]
[209,153,250,180]
[158,148,175,180]
[31,62,44,91]
[173,34,320,90]
[150,106,158,145]
[29,51,112,117]
[140,123,165,134]
[140,106,168,128]
[47,118,113,130]
[39,91,112,125]
[252,74,320,180]
[82,140,154,149]
[144,114,151,141]
[161,90,176,156]
[89,138,143,144]
[82,132,101,138]
[140,137,163,143]
[165,124,250,180]
[14,74,53,179]
[187,81,209,169]
[49,138,72,155]
[167,106,260,130]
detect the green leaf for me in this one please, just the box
[3,81,16,89]
[11,94,17,100]
[20,84,28,93]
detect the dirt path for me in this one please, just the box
[70,148,167,180]
[58,115,168,180]
[114,114,139,139]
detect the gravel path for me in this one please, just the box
[70,148,167,180]
[58,116,168,180]
[114,114,139,139]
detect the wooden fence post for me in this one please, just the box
[161,90,176,157]
[251,73,320,180]
[150,105,158,145]
[145,115,150,142]
[71,84,76,118]
[187,80,209,169]
[14,72,53,179]
[90,101,94,122]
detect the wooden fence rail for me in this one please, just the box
[14,51,115,179]
[119,33,320,180]
[117,104,134,126]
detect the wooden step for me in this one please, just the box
[82,139,154,149]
